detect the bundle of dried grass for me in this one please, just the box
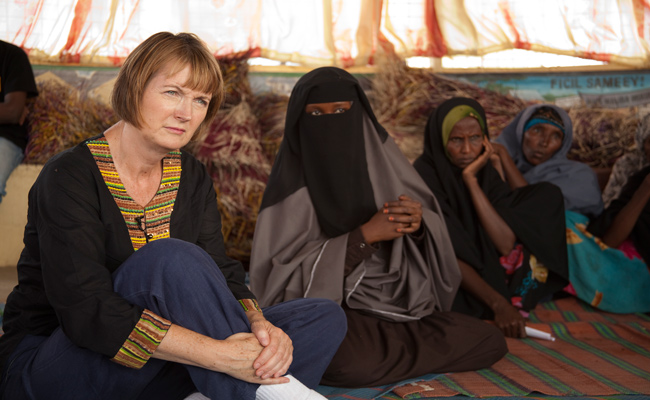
[24,80,117,164]
[250,92,289,164]
[22,57,639,265]
[568,106,639,168]
[217,52,255,107]
[190,101,271,263]
[182,53,274,263]
[368,58,533,161]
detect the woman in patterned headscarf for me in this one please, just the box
[494,104,604,218]
[493,105,650,313]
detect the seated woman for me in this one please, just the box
[413,98,569,338]
[0,32,346,400]
[493,104,604,218]
[491,105,649,313]
[602,115,650,208]
[249,68,507,388]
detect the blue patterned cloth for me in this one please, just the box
[565,210,650,313]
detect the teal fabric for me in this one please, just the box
[565,210,650,314]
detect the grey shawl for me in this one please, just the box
[249,115,461,322]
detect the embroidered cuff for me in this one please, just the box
[239,298,263,314]
[345,227,379,275]
[111,309,171,369]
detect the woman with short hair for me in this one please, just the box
[0,32,345,400]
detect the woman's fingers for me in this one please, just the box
[383,196,422,218]
[250,320,294,379]
[379,195,423,233]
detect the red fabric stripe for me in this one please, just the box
[62,0,92,62]
[423,0,447,57]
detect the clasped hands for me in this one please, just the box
[221,312,293,385]
[360,194,423,244]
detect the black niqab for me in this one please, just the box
[261,67,388,238]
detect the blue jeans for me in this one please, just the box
[0,239,347,400]
[0,137,24,203]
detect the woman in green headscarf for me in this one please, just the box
[414,98,569,338]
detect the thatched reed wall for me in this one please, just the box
[23,58,639,264]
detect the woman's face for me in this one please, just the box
[138,62,212,153]
[446,117,484,168]
[522,123,564,166]
[304,101,353,116]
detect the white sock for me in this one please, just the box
[255,375,326,400]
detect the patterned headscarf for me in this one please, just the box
[523,107,566,139]
[495,104,604,217]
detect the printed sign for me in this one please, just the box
[444,71,650,108]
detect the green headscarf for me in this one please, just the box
[441,104,486,159]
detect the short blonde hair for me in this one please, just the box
[112,32,224,141]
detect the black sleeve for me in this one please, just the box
[344,227,379,275]
[482,165,516,207]
[36,149,143,357]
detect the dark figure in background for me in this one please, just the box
[490,104,649,313]
[590,165,650,268]
[0,40,38,203]
[602,114,650,208]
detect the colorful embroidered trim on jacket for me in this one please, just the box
[239,298,263,313]
[111,309,172,369]
[87,137,181,251]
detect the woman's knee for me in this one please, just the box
[135,239,209,265]
[319,299,347,342]
[291,298,347,338]
[265,298,347,351]
[477,323,509,365]
[113,238,225,296]
[322,332,380,388]
[118,239,215,278]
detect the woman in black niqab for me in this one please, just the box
[250,70,508,387]
[261,66,383,237]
